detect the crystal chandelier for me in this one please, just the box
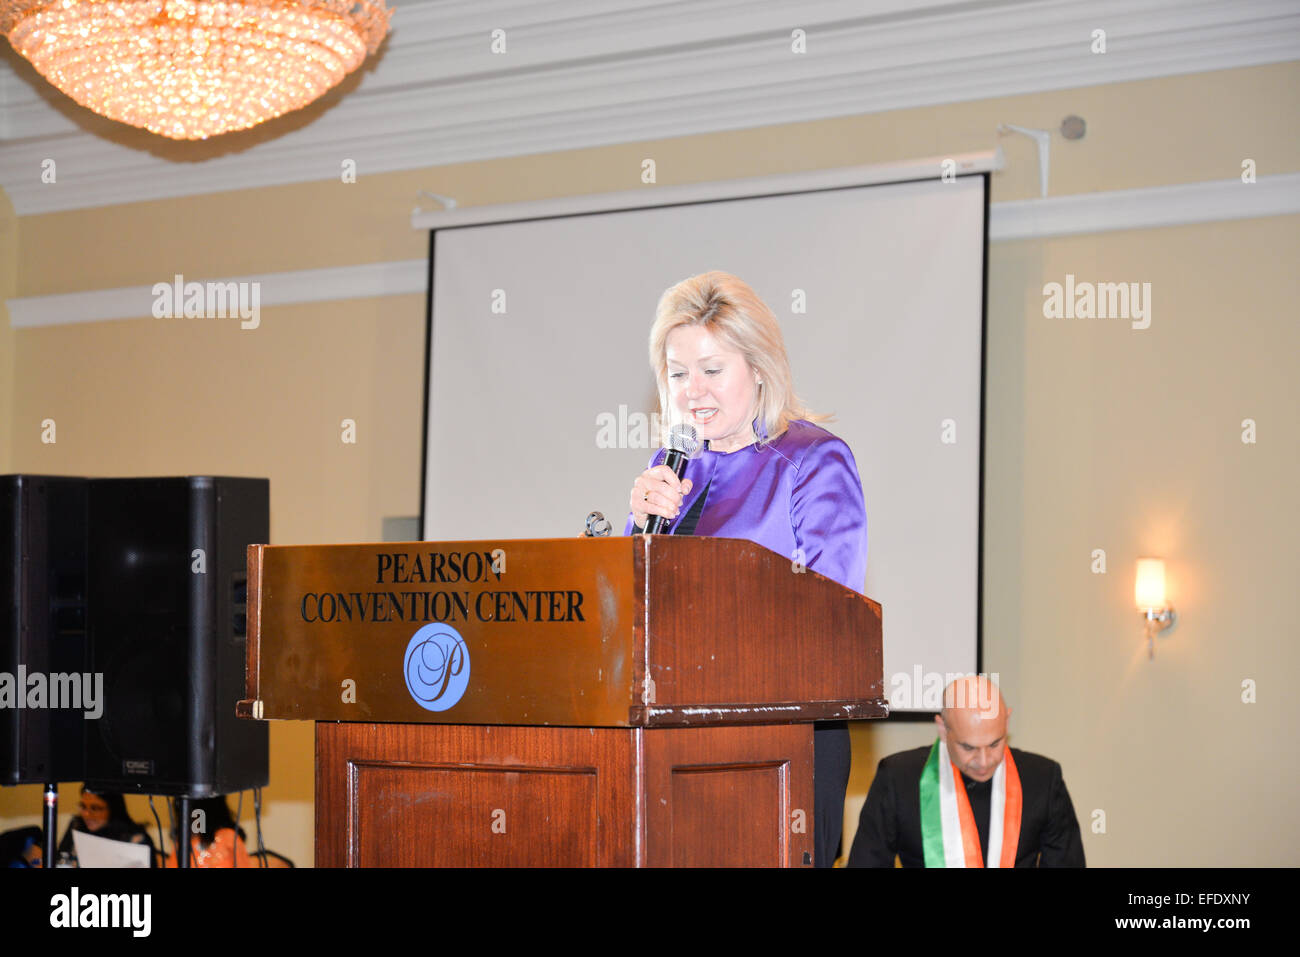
[1,0,391,140]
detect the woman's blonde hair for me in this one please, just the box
[649,271,824,445]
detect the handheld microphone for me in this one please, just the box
[644,424,701,534]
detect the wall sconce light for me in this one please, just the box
[1135,558,1177,658]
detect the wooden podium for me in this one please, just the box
[239,535,884,866]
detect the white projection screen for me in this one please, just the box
[422,174,988,711]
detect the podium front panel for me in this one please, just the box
[316,721,814,867]
[250,538,639,726]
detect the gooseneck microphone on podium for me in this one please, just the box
[644,424,701,534]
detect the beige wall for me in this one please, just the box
[0,188,15,473]
[2,61,1296,867]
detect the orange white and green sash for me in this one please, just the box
[919,739,1022,867]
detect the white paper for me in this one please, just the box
[71,829,152,868]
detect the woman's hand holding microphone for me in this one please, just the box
[629,466,693,530]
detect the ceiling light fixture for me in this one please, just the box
[1,0,391,140]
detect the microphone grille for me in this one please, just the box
[668,423,701,457]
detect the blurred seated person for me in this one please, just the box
[57,787,157,867]
[165,795,254,868]
[1,826,44,868]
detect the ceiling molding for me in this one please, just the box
[11,171,1296,329]
[6,260,427,328]
[1,0,1296,215]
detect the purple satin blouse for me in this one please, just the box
[623,419,868,594]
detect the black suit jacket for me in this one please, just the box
[846,745,1085,867]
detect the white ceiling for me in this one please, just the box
[0,0,1296,215]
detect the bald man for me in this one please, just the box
[847,676,1085,867]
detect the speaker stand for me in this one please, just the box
[177,796,191,868]
[42,783,57,868]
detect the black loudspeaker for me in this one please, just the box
[0,476,89,785]
[83,477,269,797]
